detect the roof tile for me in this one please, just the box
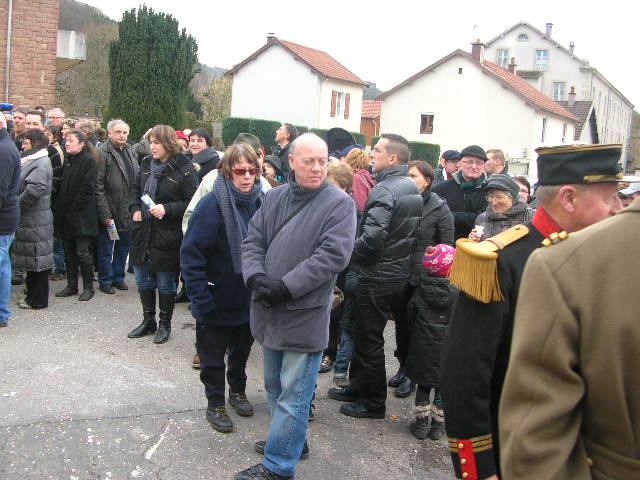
[361,100,382,118]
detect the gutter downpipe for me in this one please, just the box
[4,0,13,102]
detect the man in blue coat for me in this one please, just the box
[237,134,357,480]
[0,114,21,327]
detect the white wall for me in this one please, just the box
[486,24,633,150]
[380,54,574,175]
[316,78,363,132]
[230,45,320,127]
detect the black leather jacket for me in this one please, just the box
[351,165,423,281]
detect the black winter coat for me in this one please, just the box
[432,173,488,240]
[129,154,198,272]
[192,147,220,183]
[406,276,458,387]
[410,190,454,285]
[54,148,98,239]
[351,165,423,281]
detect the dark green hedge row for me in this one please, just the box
[222,117,366,151]
[222,117,281,150]
[370,136,440,168]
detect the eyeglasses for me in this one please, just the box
[460,159,485,166]
[486,193,511,201]
[232,167,261,177]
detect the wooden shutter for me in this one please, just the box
[344,93,351,119]
[330,90,337,117]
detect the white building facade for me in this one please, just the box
[484,22,634,149]
[227,37,365,131]
[379,48,576,176]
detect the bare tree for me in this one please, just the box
[201,75,232,122]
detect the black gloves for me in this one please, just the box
[248,274,291,307]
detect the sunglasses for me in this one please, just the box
[232,167,261,177]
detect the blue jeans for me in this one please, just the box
[0,233,15,324]
[96,227,131,286]
[53,237,65,273]
[262,348,322,478]
[133,262,177,295]
[334,327,354,375]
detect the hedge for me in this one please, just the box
[351,132,367,146]
[222,117,251,147]
[371,136,380,147]
[409,141,440,168]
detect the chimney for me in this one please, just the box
[568,86,576,108]
[508,57,517,74]
[569,42,575,55]
[267,33,276,42]
[471,39,485,62]
[545,23,553,37]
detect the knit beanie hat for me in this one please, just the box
[485,174,519,198]
[422,244,456,277]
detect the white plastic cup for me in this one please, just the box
[474,225,485,236]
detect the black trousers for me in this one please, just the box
[63,236,93,268]
[25,270,50,308]
[323,303,342,361]
[392,284,415,368]
[349,279,408,412]
[196,323,254,408]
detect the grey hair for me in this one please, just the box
[289,133,326,155]
[107,119,129,132]
[535,184,585,204]
[47,107,66,117]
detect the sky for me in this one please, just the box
[81,0,639,107]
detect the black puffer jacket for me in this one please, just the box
[192,147,220,183]
[54,148,98,239]
[410,190,455,285]
[432,172,488,240]
[129,154,198,272]
[351,165,423,281]
[406,276,458,387]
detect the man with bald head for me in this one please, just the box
[237,134,357,480]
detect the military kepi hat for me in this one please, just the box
[535,144,623,186]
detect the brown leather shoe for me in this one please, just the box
[192,352,201,369]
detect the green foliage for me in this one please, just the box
[409,141,441,168]
[351,132,367,146]
[106,6,198,139]
[192,119,213,136]
[371,135,380,147]
[221,117,281,150]
[186,90,203,118]
[294,125,309,134]
[201,75,231,123]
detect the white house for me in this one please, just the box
[484,21,634,152]
[226,36,366,132]
[378,43,577,176]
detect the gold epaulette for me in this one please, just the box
[448,225,530,303]
[541,231,569,247]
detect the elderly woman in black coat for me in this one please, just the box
[12,129,54,309]
[127,125,198,344]
[54,129,99,301]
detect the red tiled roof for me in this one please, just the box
[279,39,365,86]
[361,100,382,118]
[482,61,577,120]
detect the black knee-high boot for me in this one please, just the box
[154,292,175,344]
[128,289,157,338]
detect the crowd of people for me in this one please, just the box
[1,104,639,480]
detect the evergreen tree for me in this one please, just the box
[106,6,198,140]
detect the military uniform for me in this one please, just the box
[500,197,640,479]
[439,143,633,480]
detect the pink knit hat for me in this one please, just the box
[422,244,456,277]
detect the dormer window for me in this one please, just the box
[518,33,529,41]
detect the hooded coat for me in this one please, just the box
[192,147,220,183]
[11,149,54,272]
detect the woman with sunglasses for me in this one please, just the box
[469,174,535,241]
[127,125,198,344]
[180,143,264,434]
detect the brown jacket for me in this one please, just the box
[499,197,640,480]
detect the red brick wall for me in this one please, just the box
[0,0,60,108]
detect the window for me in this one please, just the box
[562,123,567,143]
[458,67,463,74]
[518,33,529,41]
[552,82,566,101]
[330,90,350,119]
[420,114,434,134]
[535,50,549,71]
[497,49,509,68]
[541,117,547,142]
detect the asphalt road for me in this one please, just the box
[0,273,454,480]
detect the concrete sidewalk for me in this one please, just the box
[0,274,453,479]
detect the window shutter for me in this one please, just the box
[344,93,351,119]
[330,90,337,117]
